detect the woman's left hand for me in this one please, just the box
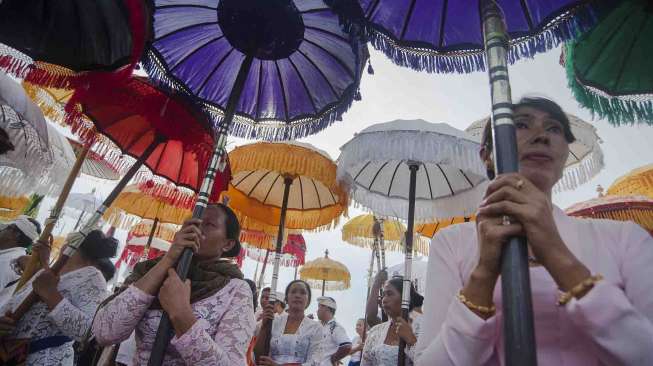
[159,268,196,336]
[394,317,417,346]
[256,355,280,366]
[478,173,559,254]
[32,270,63,309]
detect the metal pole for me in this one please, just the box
[257,248,272,290]
[147,55,254,366]
[321,279,326,296]
[10,138,160,320]
[379,219,386,269]
[398,163,418,366]
[143,218,159,261]
[73,209,85,231]
[481,1,537,365]
[259,175,293,356]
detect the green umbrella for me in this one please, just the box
[565,0,653,125]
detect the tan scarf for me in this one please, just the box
[120,257,243,309]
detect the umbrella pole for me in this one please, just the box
[143,217,159,260]
[9,138,160,321]
[258,176,293,356]
[147,55,254,366]
[398,163,419,366]
[294,265,298,280]
[481,2,537,365]
[73,209,85,231]
[379,220,386,269]
[13,144,89,292]
[321,279,326,296]
[258,248,271,290]
[253,259,260,288]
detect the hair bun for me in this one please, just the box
[79,230,118,260]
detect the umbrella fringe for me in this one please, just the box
[0,54,32,79]
[566,44,653,125]
[553,135,604,192]
[330,1,595,74]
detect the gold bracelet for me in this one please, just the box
[557,274,604,306]
[457,291,496,315]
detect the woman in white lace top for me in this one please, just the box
[361,278,423,366]
[0,230,117,365]
[255,279,324,365]
[92,204,255,365]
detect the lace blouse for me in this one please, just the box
[269,313,324,365]
[92,278,255,365]
[361,315,422,366]
[0,266,108,366]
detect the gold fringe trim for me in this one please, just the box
[300,256,351,287]
[0,195,30,221]
[224,186,346,232]
[22,81,75,126]
[129,221,179,242]
[571,208,653,231]
[103,191,192,230]
[607,164,653,199]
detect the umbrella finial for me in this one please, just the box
[597,185,604,197]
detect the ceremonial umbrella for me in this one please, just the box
[564,0,653,125]
[226,141,347,358]
[566,193,653,234]
[0,195,29,221]
[416,215,476,238]
[68,139,121,181]
[607,164,653,199]
[116,220,177,269]
[466,113,604,191]
[0,72,49,149]
[300,249,351,296]
[338,119,487,363]
[244,233,307,285]
[64,190,103,231]
[0,0,146,88]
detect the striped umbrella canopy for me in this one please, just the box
[466,113,604,192]
[566,194,653,232]
[607,164,653,199]
[144,0,367,140]
[300,249,350,295]
[564,0,653,125]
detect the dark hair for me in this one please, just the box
[387,278,424,312]
[12,218,41,248]
[208,203,241,257]
[481,97,576,152]
[95,259,116,281]
[78,230,118,260]
[244,279,258,311]
[285,279,312,309]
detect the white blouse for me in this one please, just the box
[270,313,324,365]
[361,314,422,366]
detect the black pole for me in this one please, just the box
[321,279,326,296]
[481,1,537,365]
[257,248,272,290]
[259,175,293,357]
[73,209,85,231]
[398,163,418,366]
[143,217,159,260]
[147,55,254,366]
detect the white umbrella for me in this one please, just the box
[466,113,604,192]
[64,190,103,230]
[338,118,487,341]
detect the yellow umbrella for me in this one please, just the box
[129,219,179,242]
[300,249,351,296]
[607,164,653,199]
[103,183,193,230]
[0,195,29,221]
[22,82,74,127]
[416,215,476,238]
[342,214,430,254]
[225,141,347,302]
[566,191,653,233]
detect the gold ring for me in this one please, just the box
[516,179,524,190]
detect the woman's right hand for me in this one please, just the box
[163,218,204,266]
[261,302,276,321]
[475,211,524,277]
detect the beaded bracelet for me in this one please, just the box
[457,291,496,315]
[557,274,604,306]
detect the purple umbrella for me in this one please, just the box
[144,0,367,140]
[329,0,603,73]
[142,1,366,364]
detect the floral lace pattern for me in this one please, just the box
[360,316,422,366]
[92,278,255,365]
[269,313,324,366]
[0,266,108,366]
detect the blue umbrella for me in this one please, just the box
[142,1,366,364]
[328,0,607,74]
[144,0,367,140]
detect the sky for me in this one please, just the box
[35,46,653,341]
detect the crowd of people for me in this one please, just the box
[0,97,652,365]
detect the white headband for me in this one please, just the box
[11,215,39,241]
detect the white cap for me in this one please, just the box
[317,296,337,310]
[274,292,285,303]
